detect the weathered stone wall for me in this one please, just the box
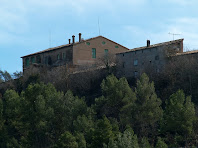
[116,40,183,78]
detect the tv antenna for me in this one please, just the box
[49,29,51,48]
[98,17,101,35]
[168,32,181,40]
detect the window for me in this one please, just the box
[134,59,138,66]
[25,58,29,67]
[92,48,96,58]
[156,69,160,73]
[115,45,119,48]
[31,57,35,64]
[86,42,90,45]
[142,50,143,53]
[104,49,108,55]
[63,52,66,59]
[134,71,138,77]
[36,55,41,63]
[123,54,124,56]
[102,41,106,45]
[57,54,60,60]
[45,57,48,65]
[123,62,125,68]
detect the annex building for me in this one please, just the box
[116,39,184,78]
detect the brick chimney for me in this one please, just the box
[72,35,75,44]
[79,33,82,42]
[147,40,150,47]
[69,39,71,44]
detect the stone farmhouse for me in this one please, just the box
[116,39,184,78]
[21,33,129,73]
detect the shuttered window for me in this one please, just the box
[25,58,29,67]
[104,49,108,55]
[31,57,35,63]
[92,48,96,58]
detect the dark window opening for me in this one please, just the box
[123,62,125,68]
[48,57,52,65]
[63,52,66,59]
[36,55,41,64]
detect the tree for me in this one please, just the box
[55,131,78,148]
[161,90,196,146]
[105,127,139,148]
[12,71,23,79]
[133,73,163,138]
[140,137,151,148]
[94,74,136,119]
[0,70,12,82]
[90,116,114,148]
[155,137,168,148]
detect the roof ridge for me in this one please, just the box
[117,38,184,54]
[21,35,129,58]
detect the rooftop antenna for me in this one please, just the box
[49,29,51,48]
[168,32,181,40]
[98,17,101,35]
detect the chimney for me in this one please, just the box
[69,39,71,44]
[72,35,75,44]
[147,40,150,47]
[79,33,82,42]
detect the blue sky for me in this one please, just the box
[1,0,198,73]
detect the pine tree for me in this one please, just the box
[134,73,163,138]
[94,74,136,119]
[55,131,78,148]
[161,90,196,146]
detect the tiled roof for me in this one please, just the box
[117,38,184,54]
[21,36,129,58]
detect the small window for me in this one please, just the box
[104,49,108,55]
[123,54,124,56]
[115,46,119,48]
[150,60,152,63]
[25,58,29,67]
[86,42,90,45]
[102,41,106,45]
[134,59,138,66]
[63,52,66,59]
[31,57,35,64]
[135,51,136,54]
[92,48,96,58]
[134,71,138,77]
[142,50,143,53]
[36,55,41,63]
[45,57,48,64]
[57,54,60,60]
[123,62,125,68]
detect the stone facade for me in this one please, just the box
[116,39,184,78]
[21,34,129,73]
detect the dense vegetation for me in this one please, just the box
[0,72,197,148]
